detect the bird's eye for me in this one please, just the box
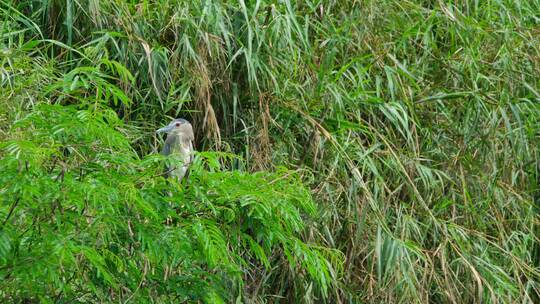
[175,122,181,127]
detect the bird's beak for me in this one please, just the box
[156,125,174,134]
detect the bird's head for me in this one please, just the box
[156,118,194,139]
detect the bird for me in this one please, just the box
[156,118,194,182]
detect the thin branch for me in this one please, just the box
[2,197,20,227]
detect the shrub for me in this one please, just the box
[0,104,337,302]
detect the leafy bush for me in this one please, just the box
[0,104,337,302]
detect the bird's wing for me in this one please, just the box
[183,140,194,181]
[162,135,175,156]
[161,142,170,156]
[188,140,194,164]
[161,135,177,177]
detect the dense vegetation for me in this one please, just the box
[1,0,539,303]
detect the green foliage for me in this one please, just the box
[0,103,336,302]
[1,0,540,302]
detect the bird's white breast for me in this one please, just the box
[169,135,193,181]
